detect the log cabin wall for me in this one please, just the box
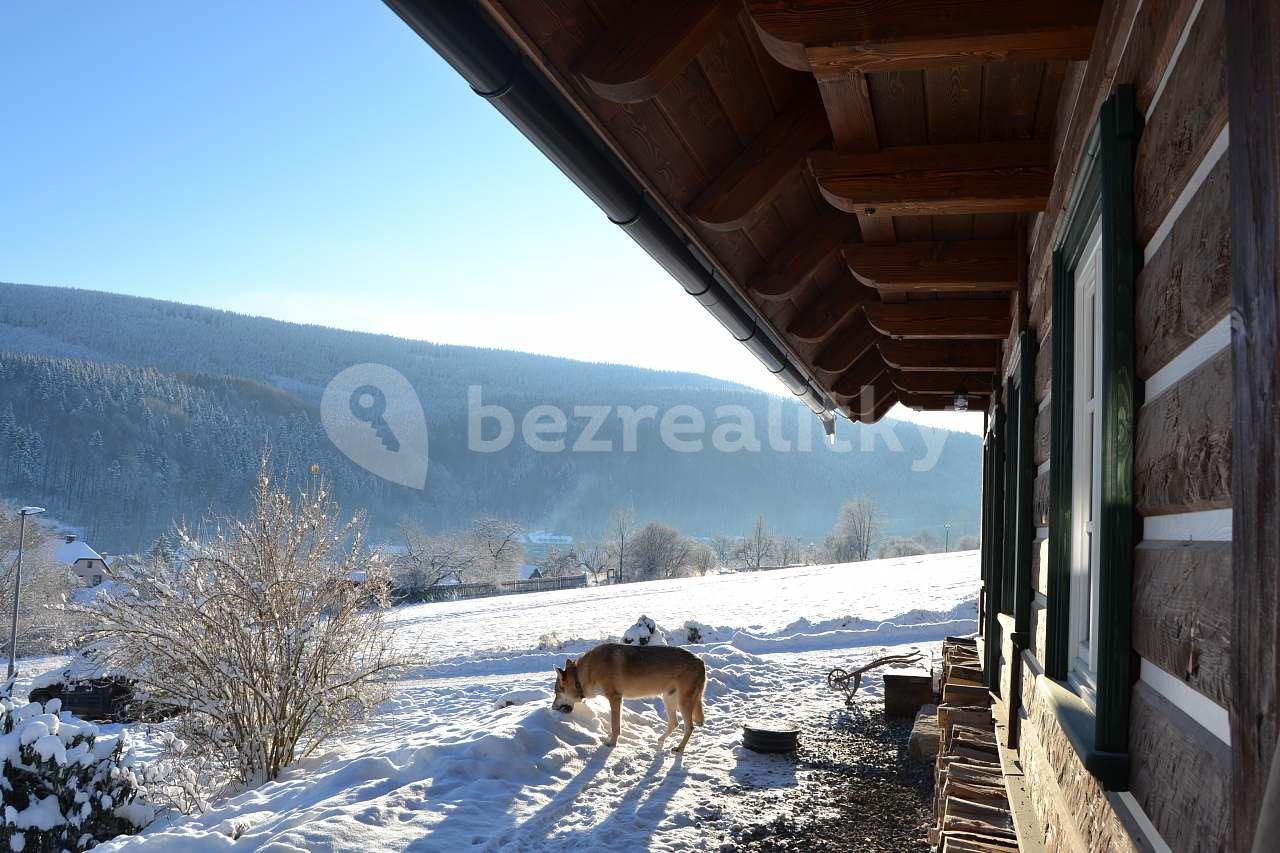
[1015,0,1233,850]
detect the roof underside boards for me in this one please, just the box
[472,0,1097,421]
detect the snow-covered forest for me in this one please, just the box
[0,283,981,552]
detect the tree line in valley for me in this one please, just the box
[390,496,980,598]
[0,282,981,552]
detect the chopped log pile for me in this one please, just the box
[928,637,1018,852]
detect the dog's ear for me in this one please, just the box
[564,658,574,671]
[554,666,563,677]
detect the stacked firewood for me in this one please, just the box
[928,637,1018,852]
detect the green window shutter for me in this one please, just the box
[1001,377,1018,616]
[1043,85,1139,788]
[1094,85,1139,757]
[983,403,1006,692]
[1012,331,1038,640]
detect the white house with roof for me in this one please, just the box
[54,534,110,586]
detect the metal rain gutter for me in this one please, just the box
[383,0,838,426]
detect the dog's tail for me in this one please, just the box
[693,668,706,726]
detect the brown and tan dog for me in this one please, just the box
[553,643,706,752]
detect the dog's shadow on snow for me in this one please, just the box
[503,740,691,848]
[586,748,690,840]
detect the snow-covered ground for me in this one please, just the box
[70,551,978,851]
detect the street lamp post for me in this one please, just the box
[7,506,47,680]
[944,522,951,553]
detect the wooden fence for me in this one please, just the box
[397,574,588,604]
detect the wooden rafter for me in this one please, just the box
[813,311,880,372]
[843,374,898,422]
[749,211,860,299]
[809,141,1052,216]
[899,392,990,411]
[575,0,736,103]
[690,89,831,230]
[864,299,1011,338]
[786,276,875,341]
[878,340,1001,372]
[831,348,889,397]
[844,240,1019,292]
[745,0,1101,73]
[891,371,995,395]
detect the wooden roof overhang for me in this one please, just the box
[390,0,1102,423]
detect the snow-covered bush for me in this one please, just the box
[1,687,148,852]
[621,615,666,646]
[78,458,410,793]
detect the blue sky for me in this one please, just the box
[1,1,979,434]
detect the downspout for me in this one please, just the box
[383,0,838,428]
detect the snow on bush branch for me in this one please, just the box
[77,454,413,792]
[1,683,148,852]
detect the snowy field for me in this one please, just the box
[45,551,978,851]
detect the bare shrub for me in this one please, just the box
[0,504,81,655]
[396,525,478,594]
[80,460,408,793]
[625,522,691,581]
[737,514,776,569]
[824,497,884,563]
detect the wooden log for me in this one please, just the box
[844,240,1019,292]
[1135,347,1232,515]
[1133,540,1232,708]
[744,0,1100,73]
[891,371,995,396]
[947,664,985,683]
[1128,681,1231,850]
[1225,0,1280,843]
[864,300,1012,339]
[1133,0,1227,245]
[943,683,993,707]
[879,340,1001,372]
[940,832,1019,852]
[808,142,1051,218]
[1135,155,1231,379]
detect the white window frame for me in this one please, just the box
[1068,219,1104,706]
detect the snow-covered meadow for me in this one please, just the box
[46,551,977,851]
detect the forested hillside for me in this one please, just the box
[0,282,981,552]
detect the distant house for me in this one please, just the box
[517,564,543,581]
[54,534,110,587]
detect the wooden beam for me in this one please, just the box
[813,310,880,372]
[850,388,898,423]
[809,142,1052,216]
[878,340,1001,371]
[899,392,990,411]
[814,69,896,244]
[864,299,1011,338]
[891,371,995,396]
[745,0,1101,73]
[843,374,898,422]
[575,0,737,103]
[1226,0,1280,845]
[831,349,888,397]
[749,211,860,299]
[786,276,875,341]
[690,89,831,231]
[844,240,1019,292]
